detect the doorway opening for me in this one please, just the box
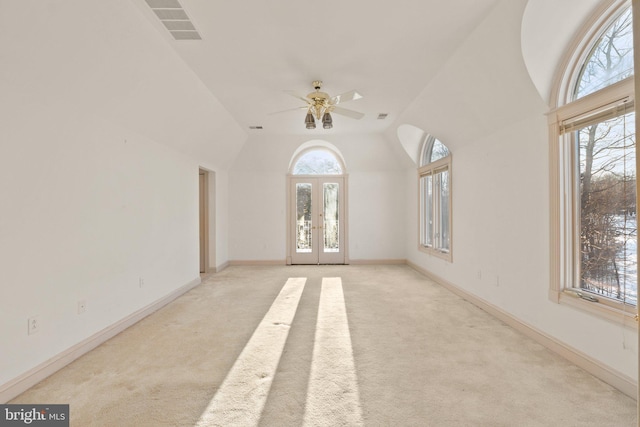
[199,169,216,273]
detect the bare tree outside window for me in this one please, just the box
[293,151,342,175]
[578,112,636,304]
[573,5,636,305]
[574,8,633,100]
[430,140,450,163]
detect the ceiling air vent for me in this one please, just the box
[145,0,201,40]
[377,113,389,120]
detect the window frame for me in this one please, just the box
[418,136,452,262]
[549,0,637,324]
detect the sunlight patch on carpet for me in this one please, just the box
[195,277,306,427]
[303,277,364,426]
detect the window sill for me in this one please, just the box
[418,245,452,262]
[551,289,637,328]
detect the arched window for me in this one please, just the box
[418,135,452,260]
[573,7,633,100]
[421,135,451,165]
[292,149,343,175]
[550,0,636,317]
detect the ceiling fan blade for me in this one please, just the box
[331,106,364,120]
[268,106,308,115]
[284,90,311,104]
[330,90,363,105]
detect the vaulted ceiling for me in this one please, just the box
[130,0,500,136]
[2,0,605,166]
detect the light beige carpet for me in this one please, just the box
[10,265,637,426]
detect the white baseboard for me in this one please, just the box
[228,259,406,266]
[214,261,230,272]
[348,259,406,265]
[0,277,201,404]
[228,260,287,266]
[407,260,637,399]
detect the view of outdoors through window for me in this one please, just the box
[574,8,633,99]
[438,170,450,252]
[578,112,636,305]
[430,140,450,163]
[296,183,312,253]
[323,183,340,253]
[575,6,635,305]
[293,150,342,175]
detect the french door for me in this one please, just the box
[289,177,345,264]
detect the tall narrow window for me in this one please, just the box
[551,1,636,315]
[419,135,452,260]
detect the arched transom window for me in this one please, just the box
[421,135,451,165]
[573,7,633,100]
[292,149,343,175]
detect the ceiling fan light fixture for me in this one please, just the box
[305,111,316,129]
[322,112,333,129]
[284,81,363,130]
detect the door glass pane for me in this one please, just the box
[323,183,339,253]
[296,183,312,253]
[577,111,636,305]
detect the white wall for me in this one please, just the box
[397,0,637,381]
[0,109,200,386]
[0,0,246,392]
[228,133,406,262]
[215,171,231,270]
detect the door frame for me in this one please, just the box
[199,168,216,273]
[199,170,209,273]
[286,174,349,265]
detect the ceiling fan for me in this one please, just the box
[275,81,364,129]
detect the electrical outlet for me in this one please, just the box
[28,316,40,335]
[78,299,87,314]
